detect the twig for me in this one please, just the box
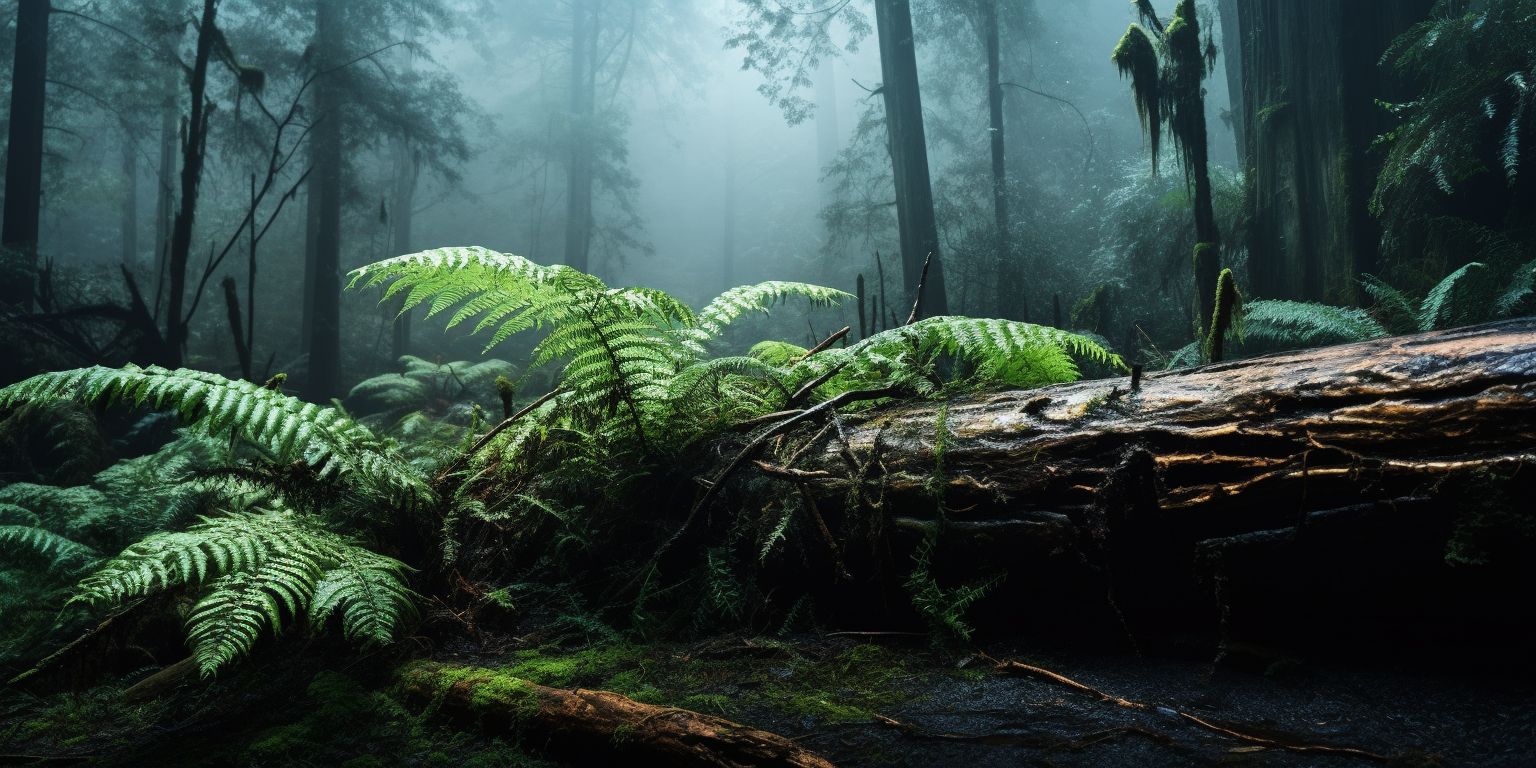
[787,361,848,407]
[994,659,1393,761]
[435,387,562,482]
[750,460,833,480]
[660,387,897,557]
[801,326,850,359]
[993,661,1141,707]
[1178,714,1389,761]
[905,252,934,326]
[730,409,804,432]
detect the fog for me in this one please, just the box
[2,0,1244,392]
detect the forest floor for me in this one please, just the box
[6,630,1530,767]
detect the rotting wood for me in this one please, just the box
[399,662,836,768]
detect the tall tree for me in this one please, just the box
[875,0,947,318]
[306,0,345,402]
[390,140,420,359]
[164,0,219,366]
[1114,0,1221,337]
[1236,0,1432,303]
[1,0,50,311]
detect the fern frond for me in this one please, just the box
[1243,300,1388,347]
[690,282,850,343]
[1359,275,1419,334]
[0,526,98,569]
[73,506,413,677]
[0,366,433,510]
[1418,262,1485,331]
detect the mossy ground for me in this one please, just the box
[0,635,962,767]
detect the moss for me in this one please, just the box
[1258,101,1291,126]
[1069,284,1111,333]
[1203,268,1243,362]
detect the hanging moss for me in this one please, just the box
[1069,284,1111,333]
[1113,25,1162,170]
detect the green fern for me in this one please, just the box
[0,525,98,571]
[1242,301,1388,347]
[74,506,414,677]
[0,365,433,510]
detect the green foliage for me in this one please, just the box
[74,505,413,677]
[346,356,517,417]
[1244,262,1535,350]
[904,532,1004,649]
[1373,1,1536,279]
[0,365,433,510]
[0,366,435,677]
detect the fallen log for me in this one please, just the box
[737,320,1536,649]
[398,661,835,768]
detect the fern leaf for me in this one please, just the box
[1418,262,1485,331]
[1243,300,1388,347]
[0,366,433,510]
[0,526,98,569]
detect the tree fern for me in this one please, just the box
[74,506,414,677]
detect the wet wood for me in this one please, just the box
[399,661,835,768]
[788,319,1536,544]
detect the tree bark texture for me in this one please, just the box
[399,662,836,768]
[1237,0,1432,304]
[563,0,596,275]
[164,0,218,367]
[875,0,946,318]
[391,142,419,359]
[305,0,345,402]
[743,321,1536,646]
[1,0,50,311]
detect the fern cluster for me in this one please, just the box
[349,247,1122,460]
[1373,1,1536,282]
[344,355,515,418]
[73,505,413,677]
[1243,264,1535,349]
[0,365,433,678]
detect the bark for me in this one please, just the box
[153,57,178,315]
[1216,0,1246,166]
[391,142,419,359]
[1237,0,1432,304]
[875,0,946,319]
[164,0,218,367]
[1,0,50,311]
[305,0,345,402]
[755,320,1536,639]
[563,0,596,274]
[399,662,835,768]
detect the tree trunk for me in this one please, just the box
[305,0,345,402]
[875,0,946,318]
[1216,0,1246,166]
[563,0,596,274]
[1,0,50,312]
[153,44,178,320]
[983,0,1016,321]
[399,662,836,768]
[740,320,1536,646]
[164,0,218,367]
[1237,0,1432,304]
[390,143,418,360]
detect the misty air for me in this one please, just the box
[0,1,1532,765]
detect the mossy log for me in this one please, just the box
[751,320,1536,646]
[398,662,835,768]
